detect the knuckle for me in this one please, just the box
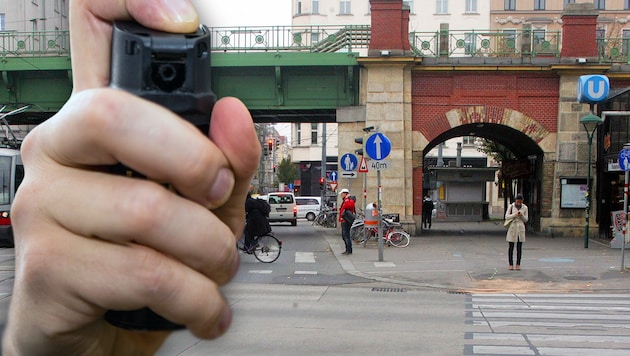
[133,247,177,299]
[121,183,173,236]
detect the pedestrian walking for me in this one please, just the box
[338,188,356,255]
[422,195,433,229]
[504,194,528,270]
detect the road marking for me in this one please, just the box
[374,261,396,267]
[295,252,316,263]
[248,270,272,274]
[294,271,318,275]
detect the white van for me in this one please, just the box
[295,196,321,221]
[264,192,297,226]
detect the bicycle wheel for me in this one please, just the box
[253,234,282,263]
[387,230,410,248]
[351,226,366,243]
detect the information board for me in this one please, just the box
[560,177,588,209]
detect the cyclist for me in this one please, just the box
[244,193,272,253]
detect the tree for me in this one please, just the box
[276,156,297,185]
[477,138,517,212]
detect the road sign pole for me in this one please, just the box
[623,169,628,272]
[362,172,367,213]
[377,170,383,262]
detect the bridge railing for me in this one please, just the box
[0,30,70,57]
[209,25,370,53]
[410,29,561,58]
[3,27,630,64]
[598,38,630,64]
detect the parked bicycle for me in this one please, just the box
[312,206,337,228]
[351,217,410,248]
[237,233,282,263]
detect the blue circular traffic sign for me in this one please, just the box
[340,153,358,171]
[365,132,391,161]
[619,149,630,171]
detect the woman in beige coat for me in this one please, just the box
[505,194,528,270]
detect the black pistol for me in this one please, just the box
[105,21,216,331]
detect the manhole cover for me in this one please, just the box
[564,276,597,281]
[371,287,406,293]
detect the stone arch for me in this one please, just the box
[415,106,552,230]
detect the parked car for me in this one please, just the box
[295,196,322,221]
[262,192,297,226]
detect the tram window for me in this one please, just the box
[0,156,10,205]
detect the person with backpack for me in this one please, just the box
[338,189,356,255]
[244,193,272,253]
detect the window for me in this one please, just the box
[296,123,302,146]
[533,29,545,52]
[462,136,475,146]
[594,0,605,10]
[596,28,606,57]
[339,0,351,15]
[464,33,475,55]
[534,0,545,10]
[297,0,302,15]
[311,32,320,44]
[312,0,319,14]
[311,123,318,144]
[436,0,448,14]
[623,29,630,55]
[504,0,516,11]
[626,0,630,10]
[465,0,477,13]
[0,14,4,31]
[564,0,575,8]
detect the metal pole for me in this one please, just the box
[377,169,383,262]
[585,132,593,249]
[623,169,628,271]
[321,123,326,210]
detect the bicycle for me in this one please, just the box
[351,218,410,248]
[237,233,282,263]
[312,206,337,228]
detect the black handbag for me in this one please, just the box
[342,209,356,224]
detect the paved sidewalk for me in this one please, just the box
[319,221,630,293]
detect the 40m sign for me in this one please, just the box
[370,160,391,170]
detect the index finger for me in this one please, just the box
[70,0,199,91]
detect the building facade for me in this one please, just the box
[0,0,69,32]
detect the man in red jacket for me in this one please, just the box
[338,189,356,255]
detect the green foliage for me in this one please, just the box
[276,156,297,185]
[476,139,515,162]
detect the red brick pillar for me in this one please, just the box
[561,2,599,59]
[369,0,412,56]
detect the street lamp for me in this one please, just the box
[580,113,603,248]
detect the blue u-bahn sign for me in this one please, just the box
[577,75,609,104]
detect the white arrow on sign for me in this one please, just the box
[340,171,358,178]
[373,134,383,160]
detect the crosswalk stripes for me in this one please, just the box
[245,251,317,276]
[464,293,630,355]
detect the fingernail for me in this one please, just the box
[160,0,198,24]
[208,168,234,204]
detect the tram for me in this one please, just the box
[0,148,23,247]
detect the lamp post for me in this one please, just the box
[580,113,603,248]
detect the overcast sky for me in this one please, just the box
[193,0,293,27]
[192,1,294,139]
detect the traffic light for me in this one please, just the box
[354,137,364,156]
[319,177,325,190]
[267,139,273,151]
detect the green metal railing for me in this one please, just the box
[410,29,561,58]
[4,26,630,64]
[209,25,370,53]
[598,38,630,64]
[0,30,70,57]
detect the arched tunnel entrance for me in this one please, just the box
[422,123,544,230]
